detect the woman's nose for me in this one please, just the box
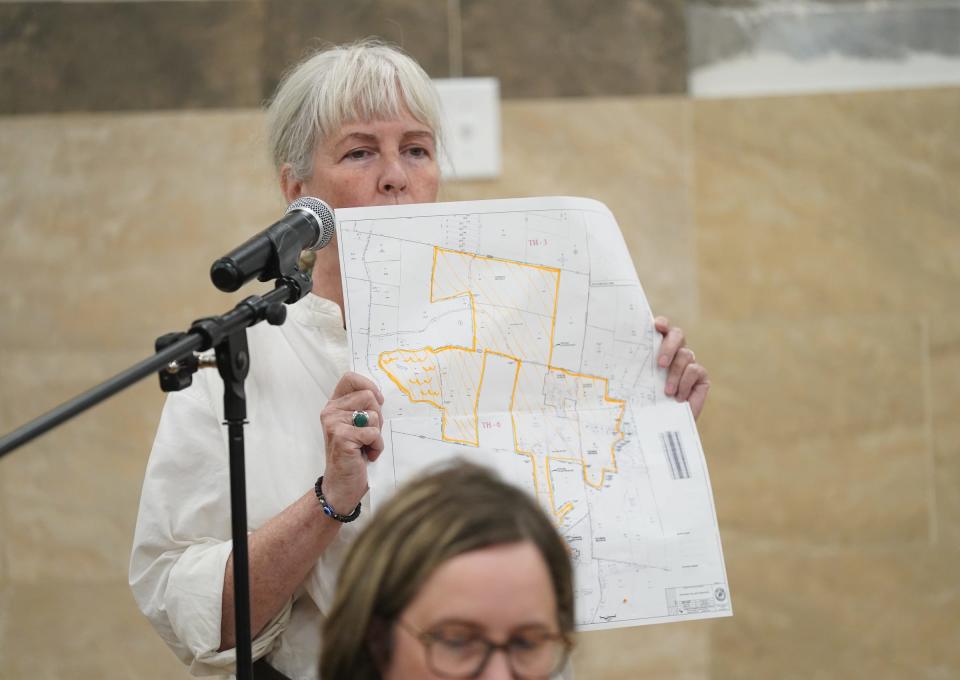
[378,155,409,195]
[478,649,515,680]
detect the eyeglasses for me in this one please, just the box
[397,619,571,679]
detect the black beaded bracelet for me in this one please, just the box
[314,476,362,523]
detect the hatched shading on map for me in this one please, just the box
[338,197,731,631]
[379,347,484,446]
[432,248,560,365]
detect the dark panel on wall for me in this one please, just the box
[0,0,696,113]
[261,0,450,102]
[461,0,687,97]
[0,1,265,115]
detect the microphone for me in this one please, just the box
[210,197,336,292]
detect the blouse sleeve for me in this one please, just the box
[128,376,292,674]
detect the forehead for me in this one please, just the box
[404,542,557,630]
[330,113,435,142]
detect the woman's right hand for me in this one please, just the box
[319,372,384,514]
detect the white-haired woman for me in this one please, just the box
[130,40,709,680]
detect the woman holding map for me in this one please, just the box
[129,40,710,679]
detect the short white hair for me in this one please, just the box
[266,39,443,182]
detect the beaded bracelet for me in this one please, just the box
[314,476,362,523]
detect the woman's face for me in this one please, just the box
[384,541,564,680]
[290,108,440,209]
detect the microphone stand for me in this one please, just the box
[0,265,314,680]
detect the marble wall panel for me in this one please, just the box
[1,582,191,679]
[441,96,698,323]
[931,318,960,547]
[261,0,451,99]
[573,623,710,679]
[0,351,162,583]
[694,317,925,439]
[711,537,960,679]
[0,1,265,114]
[694,88,960,321]
[692,1,922,7]
[0,466,6,585]
[0,587,9,670]
[461,0,687,97]
[691,317,929,544]
[0,110,282,351]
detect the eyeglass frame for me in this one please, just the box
[395,618,572,679]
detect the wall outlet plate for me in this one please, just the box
[433,77,501,181]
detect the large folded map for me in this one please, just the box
[336,196,731,630]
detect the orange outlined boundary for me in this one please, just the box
[380,347,482,447]
[379,246,626,523]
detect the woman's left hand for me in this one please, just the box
[655,316,710,420]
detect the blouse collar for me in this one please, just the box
[288,293,344,330]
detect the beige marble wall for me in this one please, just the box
[0,111,285,679]
[691,87,960,680]
[1,87,957,678]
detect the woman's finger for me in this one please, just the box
[328,422,383,454]
[688,378,711,420]
[675,360,705,402]
[344,409,380,430]
[331,371,384,404]
[327,389,383,425]
[665,346,695,396]
[658,325,686,369]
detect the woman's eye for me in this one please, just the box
[509,630,552,651]
[406,146,430,159]
[436,631,476,646]
[345,149,371,160]
[430,626,481,648]
[442,637,474,648]
[509,636,539,651]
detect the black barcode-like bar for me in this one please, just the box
[661,431,690,480]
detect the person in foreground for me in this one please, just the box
[129,40,709,679]
[320,462,574,680]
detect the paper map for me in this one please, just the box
[337,196,731,630]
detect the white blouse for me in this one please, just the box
[129,294,368,679]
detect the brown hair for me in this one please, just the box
[319,461,574,680]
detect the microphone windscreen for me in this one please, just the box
[287,197,336,250]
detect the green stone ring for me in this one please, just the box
[352,410,370,428]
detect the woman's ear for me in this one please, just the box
[279,164,304,204]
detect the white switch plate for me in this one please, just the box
[433,77,501,180]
